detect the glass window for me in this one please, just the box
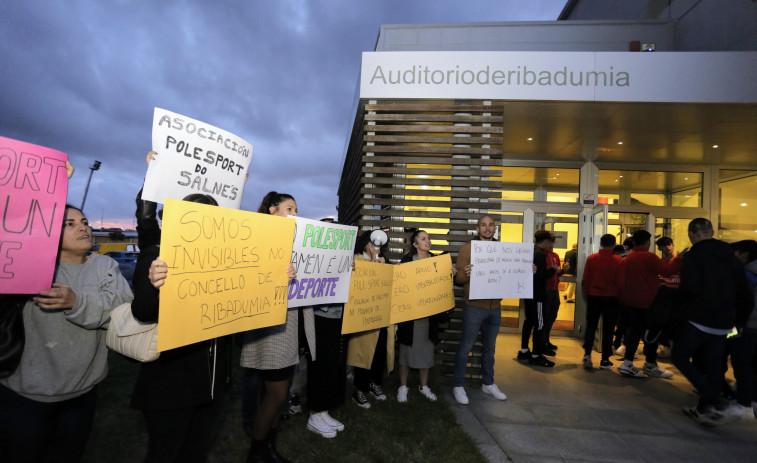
[598,170,702,207]
[719,170,757,242]
[490,167,580,203]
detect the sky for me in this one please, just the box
[0,0,566,229]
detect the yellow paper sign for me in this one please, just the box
[157,198,295,351]
[341,260,393,334]
[390,254,455,324]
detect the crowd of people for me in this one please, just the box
[2,159,755,462]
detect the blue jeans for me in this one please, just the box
[454,305,501,387]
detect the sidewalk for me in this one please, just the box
[447,333,757,462]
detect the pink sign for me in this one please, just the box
[0,136,69,293]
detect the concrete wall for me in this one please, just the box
[375,20,675,52]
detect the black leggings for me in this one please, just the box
[354,327,387,391]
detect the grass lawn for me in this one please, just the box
[83,347,488,463]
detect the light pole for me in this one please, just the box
[81,160,101,210]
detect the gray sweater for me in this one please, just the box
[0,254,132,402]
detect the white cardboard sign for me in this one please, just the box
[469,241,533,300]
[287,217,358,308]
[143,108,253,209]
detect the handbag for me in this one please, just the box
[106,301,160,362]
[0,295,28,378]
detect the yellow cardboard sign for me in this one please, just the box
[341,260,393,334]
[390,254,455,324]
[157,198,295,351]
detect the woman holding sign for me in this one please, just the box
[0,205,132,463]
[241,191,315,463]
[396,230,454,403]
[347,230,395,409]
[130,152,233,463]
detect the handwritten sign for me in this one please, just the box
[469,241,533,299]
[390,254,454,324]
[0,136,69,293]
[157,198,295,352]
[143,108,253,209]
[342,260,393,334]
[288,217,357,308]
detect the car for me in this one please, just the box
[104,251,140,264]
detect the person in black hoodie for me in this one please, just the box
[518,230,559,367]
[130,152,231,463]
[672,217,753,426]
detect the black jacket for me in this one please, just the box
[531,246,556,302]
[130,189,231,411]
[679,238,753,330]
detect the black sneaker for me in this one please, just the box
[517,350,531,361]
[352,390,371,409]
[368,382,387,400]
[544,349,557,357]
[599,359,613,370]
[528,355,555,367]
[547,343,558,351]
[288,393,302,415]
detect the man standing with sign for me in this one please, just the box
[452,215,507,405]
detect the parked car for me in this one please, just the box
[105,251,139,264]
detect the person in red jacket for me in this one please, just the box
[581,234,622,370]
[617,230,680,378]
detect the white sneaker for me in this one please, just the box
[619,363,646,378]
[397,385,408,403]
[482,383,507,401]
[419,385,437,402]
[320,411,345,431]
[728,403,755,420]
[643,362,674,379]
[453,386,469,404]
[307,413,337,438]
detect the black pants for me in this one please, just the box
[623,306,658,363]
[142,398,224,463]
[672,322,728,410]
[307,316,346,411]
[583,296,620,360]
[613,305,630,349]
[522,299,545,355]
[0,384,97,463]
[354,327,387,391]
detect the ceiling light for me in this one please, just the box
[619,175,624,178]
[712,144,719,149]
[617,141,623,145]
[741,202,748,207]
[527,137,533,141]
[684,177,689,180]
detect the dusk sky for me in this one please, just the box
[1,1,566,228]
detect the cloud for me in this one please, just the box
[0,0,565,226]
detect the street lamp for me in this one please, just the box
[80,160,102,210]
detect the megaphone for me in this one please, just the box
[370,229,388,251]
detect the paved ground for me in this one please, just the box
[447,333,757,463]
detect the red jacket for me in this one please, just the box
[582,248,622,298]
[546,251,562,291]
[618,246,679,309]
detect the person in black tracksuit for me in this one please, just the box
[519,230,558,367]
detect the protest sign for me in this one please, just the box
[157,198,295,352]
[143,108,252,209]
[0,136,69,293]
[342,260,393,334]
[469,241,534,300]
[390,254,454,325]
[288,217,357,308]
